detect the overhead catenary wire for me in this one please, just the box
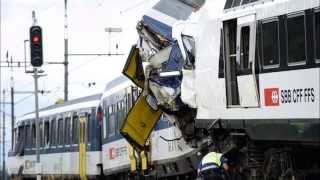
[14,94,34,105]
[68,56,101,74]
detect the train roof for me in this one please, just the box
[102,76,133,99]
[205,0,320,21]
[16,93,102,125]
[224,0,262,10]
[104,76,129,92]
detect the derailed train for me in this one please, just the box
[7,77,198,179]
[120,0,320,179]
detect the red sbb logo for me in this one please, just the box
[109,148,115,160]
[264,88,279,106]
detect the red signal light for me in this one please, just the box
[32,36,40,43]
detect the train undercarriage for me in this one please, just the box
[197,127,320,180]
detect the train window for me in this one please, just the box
[72,115,79,144]
[315,10,320,62]
[233,0,241,7]
[17,126,24,148]
[241,0,250,4]
[103,108,107,138]
[25,124,31,148]
[132,87,139,102]
[51,118,57,146]
[13,128,17,149]
[224,0,233,9]
[40,122,43,147]
[64,117,71,145]
[87,113,91,143]
[287,13,306,64]
[58,118,64,145]
[32,122,36,148]
[44,121,49,147]
[127,93,132,109]
[262,19,279,67]
[117,101,125,132]
[239,26,250,72]
[219,29,224,78]
[117,101,121,133]
[108,105,116,137]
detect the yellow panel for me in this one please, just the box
[122,45,145,88]
[140,151,148,170]
[128,145,137,172]
[79,116,87,180]
[121,94,162,151]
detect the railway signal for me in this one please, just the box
[29,26,43,67]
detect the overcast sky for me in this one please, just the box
[1,0,159,116]
[0,0,157,156]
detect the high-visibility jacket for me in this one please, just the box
[198,152,222,172]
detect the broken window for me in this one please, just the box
[287,13,306,64]
[182,35,196,69]
[262,19,279,67]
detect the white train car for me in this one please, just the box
[7,94,103,179]
[100,76,198,179]
[175,0,320,179]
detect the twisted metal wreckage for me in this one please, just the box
[121,0,206,151]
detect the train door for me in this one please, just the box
[79,113,88,180]
[223,14,259,107]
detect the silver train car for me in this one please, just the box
[99,76,198,179]
[7,76,199,179]
[7,94,103,179]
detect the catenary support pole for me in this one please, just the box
[32,10,41,180]
[34,68,41,180]
[2,90,5,180]
[64,0,69,101]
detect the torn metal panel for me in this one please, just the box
[148,46,172,68]
[121,0,208,151]
[122,45,145,88]
[181,69,197,108]
[141,16,173,42]
[120,94,162,151]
